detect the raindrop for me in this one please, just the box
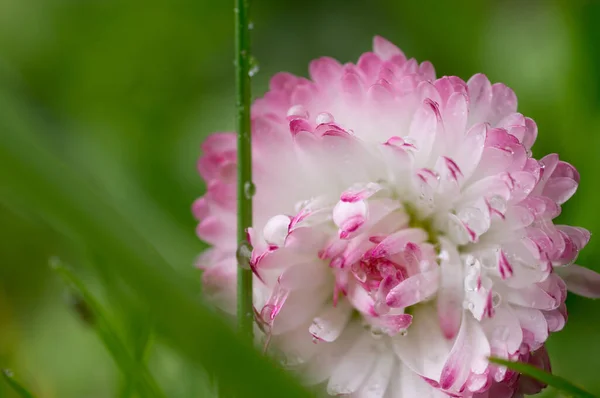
[464,275,478,292]
[370,327,384,339]
[315,112,334,124]
[287,105,309,119]
[526,149,532,157]
[236,240,253,270]
[539,160,546,169]
[244,181,256,198]
[248,21,254,30]
[465,255,476,267]
[400,329,408,337]
[492,292,502,308]
[248,56,260,77]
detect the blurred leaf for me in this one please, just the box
[0,89,310,396]
[2,369,35,398]
[489,357,597,398]
[51,258,165,398]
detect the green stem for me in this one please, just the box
[235,0,254,342]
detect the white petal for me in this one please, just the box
[439,315,490,390]
[263,214,291,246]
[387,362,448,398]
[309,299,353,342]
[355,352,395,398]
[327,333,378,395]
[437,238,463,339]
[392,306,451,381]
[555,264,600,298]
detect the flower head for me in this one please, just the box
[194,36,600,397]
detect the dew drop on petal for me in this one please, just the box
[287,104,309,119]
[492,292,502,308]
[316,112,334,124]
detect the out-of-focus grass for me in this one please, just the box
[0,0,599,397]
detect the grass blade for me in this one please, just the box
[489,357,597,398]
[2,370,35,398]
[51,258,166,398]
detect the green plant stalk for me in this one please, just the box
[235,0,254,341]
[52,260,165,398]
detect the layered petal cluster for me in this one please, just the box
[194,37,600,397]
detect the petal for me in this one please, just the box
[309,299,353,343]
[387,362,448,398]
[354,352,395,398]
[327,333,378,395]
[556,264,600,298]
[467,73,492,125]
[333,200,368,239]
[392,306,452,380]
[373,36,405,61]
[309,57,343,86]
[437,238,464,339]
[386,269,439,308]
[440,315,490,390]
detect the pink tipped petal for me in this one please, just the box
[385,269,438,308]
[437,238,463,339]
[440,316,490,390]
[373,36,405,61]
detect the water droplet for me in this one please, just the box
[492,292,502,308]
[503,146,515,155]
[370,327,384,339]
[3,369,14,377]
[467,302,475,311]
[539,160,546,169]
[248,56,260,77]
[244,181,256,198]
[464,274,478,292]
[526,149,532,157]
[465,255,476,267]
[328,384,353,395]
[287,104,309,119]
[248,21,254,30]
[400,329,408,337]
[236,241,253,270]
[315,112,334,124]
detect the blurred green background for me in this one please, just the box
[1,0,600,397]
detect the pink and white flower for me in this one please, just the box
[194,36,600,397]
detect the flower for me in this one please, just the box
[194,36,600,397]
